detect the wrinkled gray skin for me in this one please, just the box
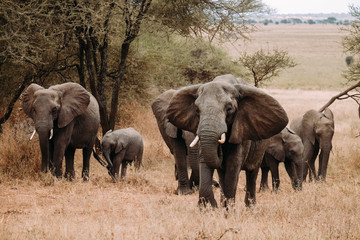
[165,74,288,208]
[290,108,334,182]
[22,82,100,180]
[101,127,144,180]
[260,128,304,191]
[152,90,200,195]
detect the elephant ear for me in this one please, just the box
[151,89,178,138]
[166,85,200,134]
[50,82,90,128]
[301,109,318,145]
[322,108,334,120]
[115,138,124,154]
[229,84,288,143]
[266,133,285,162]
[22,83,44,117]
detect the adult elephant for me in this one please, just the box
[165,74,288,207]
[260,128,304,192]
[152,90,200,195]
[290,108,334,182]
[22,82,100,181]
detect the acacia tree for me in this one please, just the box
[239,48,297,87]
[319,5,360,117]
[1,0,268,134]
[0,1,78,132]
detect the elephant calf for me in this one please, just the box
[101,128,144,180]
[290,108,334,182]
[260,128,304,191]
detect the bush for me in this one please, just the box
[0,109,42,181]
[123,30,243,98]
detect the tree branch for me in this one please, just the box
[319,81,360,112]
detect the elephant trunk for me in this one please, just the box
[293,160,303,190]
[199,131,223,169]
[103,151,113,168]
[37,129,51,173]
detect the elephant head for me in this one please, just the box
[22,83,91,173]
[266,128,304,190]
[166,74,288,170]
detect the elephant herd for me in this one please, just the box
[22,74,335,208]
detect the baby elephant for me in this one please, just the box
[260,128,304,191]
[101,128,144,180]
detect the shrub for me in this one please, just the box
[0,110,42,181]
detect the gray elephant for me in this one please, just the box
[165,74,288,207]
[152,90,200,195]
[22,82,100,180]
[290,108,334,182]
[260,128,304,191]
[101,127,144,180]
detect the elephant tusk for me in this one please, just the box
[218,133,226,144]
[49,129,53,140]
[189,135,199,148]
[30,129,36,140]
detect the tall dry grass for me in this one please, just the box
[1,25,360,239]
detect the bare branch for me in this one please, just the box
[319,81,360,112]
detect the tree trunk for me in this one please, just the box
[0,74,32,133]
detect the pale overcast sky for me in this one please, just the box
[262,0,358,14]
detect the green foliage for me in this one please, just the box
[122,30,243,97]
[343,5,360,83]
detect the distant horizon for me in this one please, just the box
[262,0,357,15]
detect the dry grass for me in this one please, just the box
[221,24,349,90]
[1,24,360,239]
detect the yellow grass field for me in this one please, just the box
[221,24,349,89]
[1,24,360,239]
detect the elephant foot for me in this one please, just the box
[198,197,218,208]
[259,184,269,192]
[64,173,75,181]
[175,186,194,195]
[244,195,256,208]
[81,171,89,182]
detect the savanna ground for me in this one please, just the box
[1,24,359,239]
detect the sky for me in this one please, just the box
[262,0,358,14]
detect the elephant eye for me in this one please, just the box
[51,107,57,116]
[195,106,200,114]
[226,104,233,114]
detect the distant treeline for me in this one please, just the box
[247,17,353,25]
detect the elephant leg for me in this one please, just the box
[64,146,76,181]
[173,139,192,195]
[198,162,217,208]
[318,147,331,181]
[302,141,315,182]
[308,145,319,182]
[112,152,125,181]
[120,161,128,179]
[269,161,280,191]
[259,166,270,191]
[52,142,68,179]
[82,147,92,181]
[49,139,55,173]
[187,146,199,188]
[221,162,241,209]
[245,168,260,207]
